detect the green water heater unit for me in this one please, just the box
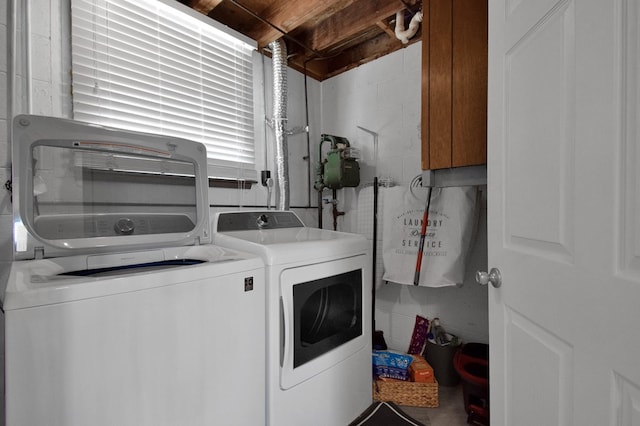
[315,134,360,190]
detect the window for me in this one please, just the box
[70,0,257,179]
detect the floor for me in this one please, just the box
[400,384,469,425]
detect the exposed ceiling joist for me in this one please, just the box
[246,0,360,48]
[376,20,397,39]
[290,26,421,81]
[299,0,415,53]
[178,0,425,81]
[188,0,223,15]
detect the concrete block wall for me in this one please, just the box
[0,0,68,264]
[1,2,9,423]
[320,43,489,349]
[1,0,11,264]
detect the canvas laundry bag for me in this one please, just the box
[382,185,479,287]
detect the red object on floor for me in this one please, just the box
[453,343,489,426]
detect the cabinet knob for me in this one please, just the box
[476,268,502,288]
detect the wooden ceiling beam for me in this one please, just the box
[301,0,418,52]
[287,57,331,82]
[185,0,424,81]
[188,0,223,15]
[319,28,420,80]
[376,20,397,39]
[246,0,359,48]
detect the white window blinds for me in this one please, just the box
[70,0,257,178]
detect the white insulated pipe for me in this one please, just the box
[395,10,423,44]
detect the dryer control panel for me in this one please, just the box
[215,211,305,232]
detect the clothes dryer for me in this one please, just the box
[213,210,372,426]
[1,115,266,426]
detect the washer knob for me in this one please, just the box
[114,218,135,235]
[257,214,269,228]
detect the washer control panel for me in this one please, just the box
[34,214,195,239]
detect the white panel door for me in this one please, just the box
[488,0,640,425]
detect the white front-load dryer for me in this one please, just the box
[1,115,266,426]
[213,210,373,426]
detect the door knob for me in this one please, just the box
[476,268,502,288]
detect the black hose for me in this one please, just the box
[317,190,323,229]
[304,61,312,208]
[372,177,378,333]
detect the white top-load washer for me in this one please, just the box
[1,115,266,426]
[213,210,373,426]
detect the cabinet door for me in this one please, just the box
[421,0,487,170]
[425,0,453,169]
[452,0,487,167]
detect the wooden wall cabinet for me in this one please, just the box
[421,0,488,170]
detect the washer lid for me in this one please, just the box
[11,115,211,260]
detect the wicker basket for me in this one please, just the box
[373,379,439,408]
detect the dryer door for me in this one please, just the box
[280,254,370,390]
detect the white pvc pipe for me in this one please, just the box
[395,10,423,44]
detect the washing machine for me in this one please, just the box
[213,210,372,426]
[0,115,266,426]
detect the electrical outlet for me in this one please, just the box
[261,170,271,186]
